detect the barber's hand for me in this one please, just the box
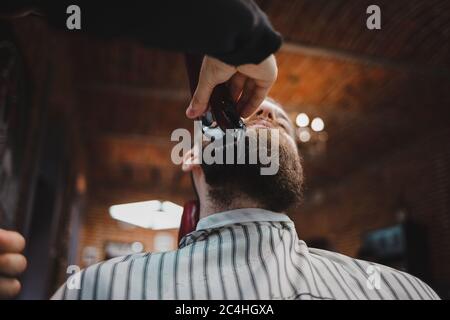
[186,54,277,119]
[0,229,26,299]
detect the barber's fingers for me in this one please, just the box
[186,56,236,119]
[0,253,27,277]
[236,54,278,85]
[187,77,214,118]
[186,55,277,119]
[236,79,256,116]
[0,229,25,254]
[240,83,272,118]
[0,277,21,299]
[235,54,277,117]
[229,73,247,102]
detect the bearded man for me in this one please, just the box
[52,99,439,300]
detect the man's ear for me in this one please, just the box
[182,147,201,172]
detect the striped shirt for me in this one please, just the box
[51,208,440,300]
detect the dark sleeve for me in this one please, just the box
[35,0,283,65]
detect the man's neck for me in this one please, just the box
[199,194,262,220]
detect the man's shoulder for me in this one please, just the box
[307,247,440,300]
[51,250,181,300]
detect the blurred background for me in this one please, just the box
[0,0,449,299]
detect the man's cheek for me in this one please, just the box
[260,129,280,176]
[279,131,297,153]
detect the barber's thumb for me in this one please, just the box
[186,83,214,119]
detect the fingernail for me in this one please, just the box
[186,106,195,117]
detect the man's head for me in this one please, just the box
[183,99,304,214]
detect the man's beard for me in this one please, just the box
[201,128,304,212]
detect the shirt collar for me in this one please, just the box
[195,208,293,231]
[178,208,294,249]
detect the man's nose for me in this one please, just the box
[254,105,274,120]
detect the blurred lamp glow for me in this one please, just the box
[299,129,311,142]
[109,200,183,230]
[131,242,144,253]
[311,117,325,132]
[295,113,309,127]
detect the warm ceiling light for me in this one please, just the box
[311,117,325,132]
[109,200,183,230]
[295,113,309,127]
[298,128,311,142]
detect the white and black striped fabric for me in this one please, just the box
[52,209,440,300]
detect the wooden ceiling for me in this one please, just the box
[12,0,450,204]
[257,0,450,69]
